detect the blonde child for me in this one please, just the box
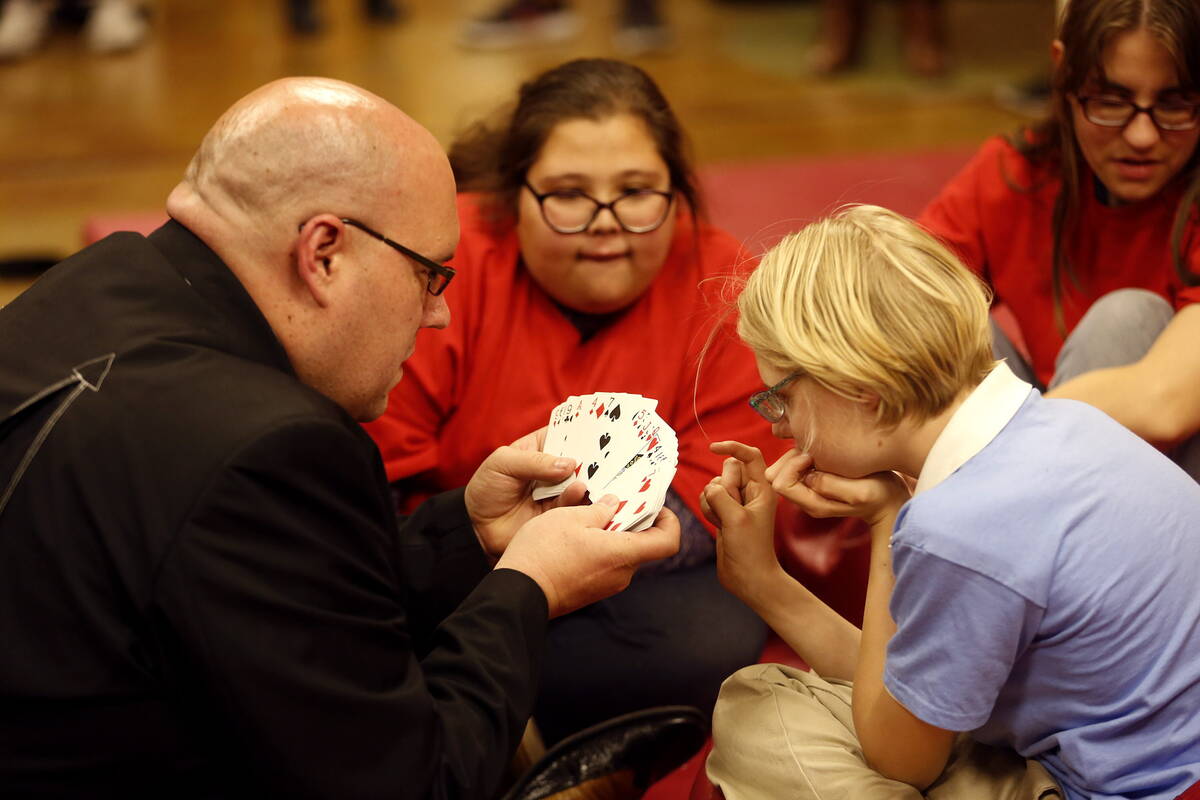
[700,205,1200,799]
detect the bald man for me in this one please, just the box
[0,78,679,798]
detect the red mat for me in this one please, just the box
[699,147,974,255]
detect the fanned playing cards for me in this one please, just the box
[533,392,679,532]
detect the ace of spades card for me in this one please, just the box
[532,392,677,532]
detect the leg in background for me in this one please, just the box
[534,560,766,746]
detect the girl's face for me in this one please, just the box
[1069,27,1200,205]
[755,356,888,479]
[517,113,677,315]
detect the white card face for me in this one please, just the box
[532,396,586,500]
[533,392,678,532]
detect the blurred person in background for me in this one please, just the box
[921,0,1200,480]
[459,0,670,56]
[809,0,946,77]
[0,0,148,60]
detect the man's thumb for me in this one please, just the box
[586,494,620,528]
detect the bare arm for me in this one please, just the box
[723,448,956,789]
[700,443,862,679]
[1048,304,1200,447]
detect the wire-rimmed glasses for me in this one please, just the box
[748,371,802,423]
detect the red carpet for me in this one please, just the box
[699,147,974,254]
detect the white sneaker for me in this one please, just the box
[85,0,147,54]
[0,0,53,61]
[458,1,581,51]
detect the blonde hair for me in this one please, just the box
[737,205,997,428]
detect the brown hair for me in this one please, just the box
[449,58,703,233]
[1010,0,1200,333]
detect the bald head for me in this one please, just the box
[164,78,459,421]
[167,77,453,263]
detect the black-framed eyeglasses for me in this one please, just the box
[748,371,802,423]
[1075,94,1200,132]
[523,182,674,234]
[340,218,456,296]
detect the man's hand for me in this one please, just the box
[464,428,586,559]
[766,450,910,532]
[496,496,681,618]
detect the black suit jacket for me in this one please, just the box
[0,221,547,799]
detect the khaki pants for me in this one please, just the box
[707,664,1063,800]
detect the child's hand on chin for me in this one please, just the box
[767,450,910,529]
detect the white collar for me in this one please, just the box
[913,362,1034,496]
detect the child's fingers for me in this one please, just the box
[704,480,747,526]
[776,476,858,519]
[699,480,722,527]
[711,441,770,484]
[766,449,813,487]
[720,457,744,503]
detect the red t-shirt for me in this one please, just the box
[363,194,789,531]
[920,136,1200,387]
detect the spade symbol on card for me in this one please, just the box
[587,462,600,479]
[607,405,621,421]
[599,433,611,450]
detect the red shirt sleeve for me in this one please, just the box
[918,137,1013,287]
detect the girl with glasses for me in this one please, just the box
[363,58,815,745]
[920,0,1200,481]
[701,204,1200,799]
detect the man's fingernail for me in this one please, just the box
[596,494,619,507]
[553,458,571,470]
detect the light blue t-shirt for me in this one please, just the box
[884,390,1200,800]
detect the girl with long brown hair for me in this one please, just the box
[921,0,1200,480]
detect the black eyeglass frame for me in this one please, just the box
[339,218,456,296]
[522,181,675,234]
[1074,94,1200,132]
[748,371,803,424]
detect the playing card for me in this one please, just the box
[531,395,586,500]
[533,391,678,533]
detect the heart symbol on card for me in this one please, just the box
[599,433,611,449]
[587,463,600,479]
[635,502,645,514]
[639,479,652,492]
[645,437,658,451]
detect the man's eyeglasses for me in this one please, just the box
[523,182,674,234]
[1075,94,1200,132]
[748,371,802,423]
[340,218,456,296]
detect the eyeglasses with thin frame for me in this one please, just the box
[748,371,802,423]
[1075,94,1200,132]
[339,218,456,296]
[523,182,674,234]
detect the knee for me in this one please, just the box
[1078,289,1173,334]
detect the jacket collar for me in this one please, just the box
[148,219,294,376]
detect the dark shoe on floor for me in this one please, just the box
[613,3,670,56]
[364,0,404,24]
[501,706,708,800]
[286,0,320,34]
[458,0,580,50]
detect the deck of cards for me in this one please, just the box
[533,392,679,533]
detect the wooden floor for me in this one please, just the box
[0,0,1053,305]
